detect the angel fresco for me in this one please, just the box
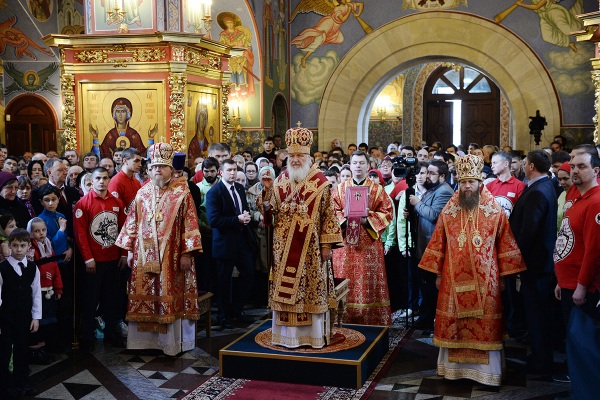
[0,15,54,60]
[495,0,583,52]
[4,63,59,95]
[291,0,372,68]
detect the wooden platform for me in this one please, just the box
[219,319,389,388]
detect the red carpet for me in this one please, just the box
[182,322,411,400]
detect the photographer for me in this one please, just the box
[396,161,427,318]
[408,160,453,332]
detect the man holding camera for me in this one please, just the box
[408,159,453,332]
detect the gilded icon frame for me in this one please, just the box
[185,83,221,160]
[78,81,166,157]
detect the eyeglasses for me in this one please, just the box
[426,171,439,176]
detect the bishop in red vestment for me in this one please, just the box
[260,126,343,348]
[116,143,202,356]
[332,151,393,326]
[419,154,525,386]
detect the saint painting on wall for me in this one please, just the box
[217,12,256,123]
[27,0,53,22]
[80,83,164,159]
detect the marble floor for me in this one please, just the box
[26,309,572,400]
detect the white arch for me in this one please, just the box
[318,11,561,150]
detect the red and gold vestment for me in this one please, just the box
[263,165,343,324]
[419,186,524,363]
[116,178,202,334]
[332,179,393,326]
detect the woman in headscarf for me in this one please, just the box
[246,165,276,306]
[0,171,31,228]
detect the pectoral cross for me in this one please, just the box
[354,192,362,202]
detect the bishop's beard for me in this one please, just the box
[288,159,312,183]
[458,188,480,211]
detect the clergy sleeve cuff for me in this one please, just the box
[85,258,95,264]
[321,244,332,249]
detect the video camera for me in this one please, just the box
[391,155,418,186]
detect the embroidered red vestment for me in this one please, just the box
[116,178,203,333]
[419,186,525,362]
[332,179,393,326]
[262,165,343,326]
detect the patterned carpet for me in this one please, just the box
[182,316,411,400]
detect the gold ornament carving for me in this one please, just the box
[185,49,222,70]
[222,83,231,141]
[593,70,600,144]
[75,49,107,63]
[168,72,187,152]
[172,46,185,62]
[60,74,78,150]
[132,48,165,62]
[74,46,165,67]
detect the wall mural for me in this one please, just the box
[3,62,59,96]
[264,0,275,88]
[217,11,257,123]
[28,0,54,22]
[0,16,54,59]
[275,0,287,90]
[495,0,583,52]
[291,0,371,68]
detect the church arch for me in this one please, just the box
[318,11,560,151]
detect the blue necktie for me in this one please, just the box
[231,185,241,215]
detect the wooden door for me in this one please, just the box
[423,66,499,148]
[425,100,453,146]
[461,100,499,147]
[5,95,57,156]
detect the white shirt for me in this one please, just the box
[222,179,243,214]
[0,255,42,320]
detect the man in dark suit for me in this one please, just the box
[409,159,454,331]
[206,159,256,329]
[510,149,558,377]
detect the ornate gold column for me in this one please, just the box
[574,10,600,143]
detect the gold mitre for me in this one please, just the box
[285,122,313,154]
[456,154,484,181]
[148,142,174,167]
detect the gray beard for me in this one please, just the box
[458,189,480,211]
[152,177,171,188]
[288,161,312,183]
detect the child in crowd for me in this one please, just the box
[0,213,18,262]
[0,229,41,398]
[37,186,70,262]
[17,176,36,218]
[27,218,63,363]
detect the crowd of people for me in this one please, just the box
[0,132,598,398]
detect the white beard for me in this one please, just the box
[288,159,312,183]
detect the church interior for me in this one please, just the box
[0,0,597,398]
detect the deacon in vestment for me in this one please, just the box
[332,150,393,326]
[116,143,202,356]
[419,154,525,386]
[260,126,343,348]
